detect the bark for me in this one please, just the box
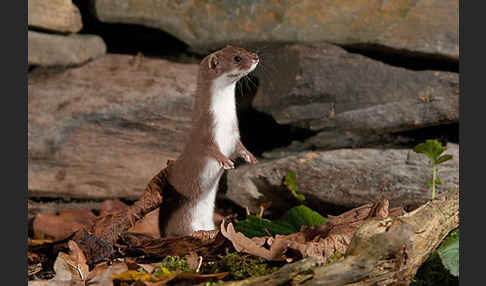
[220,190,459,286]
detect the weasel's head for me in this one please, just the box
[199,45,259,87]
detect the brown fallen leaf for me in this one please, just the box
[71,228,113,265]
[112,270,154,282]
[85,268,114,286]
[120,230,230,259]
[221,198,405,264]
[53,240,89,283]
[58,208,97,229]
[220,221,288,261]
[28,251,41,264]
[29,263,43,276]
[68,240,89,280]
[184,251,200,271]
[112,269,228,286]
[33,213,83,241]
[367,198,390,219]
[281,199,404,263]
[128,208,161,238]
[99,199,130,216]
[29,238,55,246]
[176,272,228,280]
[91,168,169,245]
[87,261,128,285]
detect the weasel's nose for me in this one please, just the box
[251,53,259,63]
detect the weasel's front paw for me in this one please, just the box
[192,229,219,240]
[218,157,235,169]
[239,150,258,164]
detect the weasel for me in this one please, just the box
[164,45,259,237]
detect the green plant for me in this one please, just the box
[411,229,459,285]
[154,256,190,273]
[235,205,326,238]
[413,139,453,199]
[411,251,458,286]
[236,171,326,237]
[437,229,459,277]
[283,170,306,201]
[207,249,278,280]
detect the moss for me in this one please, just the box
[206,249,279,281]
[153,256,190,273]
[325,250,343,264]
[410,252,458,286]
[201,282,224,286]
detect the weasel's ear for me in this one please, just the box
[208,54,219,71]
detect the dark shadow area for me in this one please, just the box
[235,75,317,157]
[392,123,459,147]
[342,44,459,73]
[73,0,201,63]
[410,251,459,286]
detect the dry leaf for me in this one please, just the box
[29,263,43,276]
[68,240,89,280]
[184,252,200,271]
[29,238,55,246]
[112,270,154,281]
[87,261,128,285]
[33,214,83,241]
[86,268,114,286]
[128,208,161,238]
[53,253,79,282]
[58,208,97,228]
[99,199,129,216]
[71,229,114,265]
[220,221,287,261]
[120,230,229,259]
[220,199,404,264]
[52,241,89,283]
[191,229,220,240]
[176,272,228,280]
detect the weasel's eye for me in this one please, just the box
[233,56,242,63]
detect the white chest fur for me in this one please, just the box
[187,80,239,233]
[210,82,239,156]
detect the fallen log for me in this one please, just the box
[219,189,459,286]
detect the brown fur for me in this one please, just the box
[164,45,258,235]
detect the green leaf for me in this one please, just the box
[287,170,297,182]
[437,229,459,277]
[437,154,453,164]
[295,193,306,201]
[234,215,295,238]
[283,170,305,201]
[435,177,443,185]
[283,171,297,191]
[413,139,447,165]
[274,205,327,231]
[235,205,326,238]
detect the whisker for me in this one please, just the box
[245,75,257,89]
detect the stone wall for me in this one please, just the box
[28,0,459,212]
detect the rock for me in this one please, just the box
[225,144,459,214]
[93,0,458,60]
[251,43,458,154]
[28,0,83,33]
[28,54,198,199]
[28,31,107,67]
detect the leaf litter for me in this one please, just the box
[28,164,407,285]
